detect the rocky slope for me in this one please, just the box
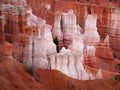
[0,57,120,90]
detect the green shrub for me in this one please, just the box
[112,75,120,81]
[112,63,120,81]
[25,62,34,76]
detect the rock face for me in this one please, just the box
[109,9,120,59]
[52,9,84,52]
[62,9,77,48]
[0,1,27,61]
[52,12,64,51]
[0,42,14,58]
[23,7,56,69]
[84,45,96,68]
[0,11,5,44]
[49,48,95,80]
[0,0,57,69]
[83,14,99,68]
[95,36,114,71]
[54,1,120,78]
[1,0,120,80]
[50,10,97,80]
[84,14,100,46]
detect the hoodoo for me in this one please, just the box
[0,0,120,90]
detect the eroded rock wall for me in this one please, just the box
[23,7,57,69]
[49,48,95,80]
[0,1,27,61]
[1,0,120,80]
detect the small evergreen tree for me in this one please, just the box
[114,64,120,81]
[26,62,35,76]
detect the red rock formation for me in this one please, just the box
[95,36,119,72]
[0,57,120,90]
[0,11,5,44]
[52,12,64,51]
[49,47,95,80]
[1,0,120,81]
[109,8,120,59]
[84,45,96,68]
[0,1,27,61]
[62,9,77,48]
[23,7,56,69]
[84,14,100,46]
[52,9,84,52]
[76,4,87,29]
[96,7,112,42]
[0,42,14,58]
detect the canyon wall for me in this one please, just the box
[23,7,56,69]
[0,0,27,61]
[0,0,120,80]
[26,0,120,78]
[49,48,95,80]
[49,10,95,80]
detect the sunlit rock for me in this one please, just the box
[84,14,100,46]
[109,8,120,59]
[62,9,77,48]
[52,12,63,41]
[24,7,56,69]
[96,69,103,79]
[84,45,96,67]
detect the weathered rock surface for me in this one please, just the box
[84,14,100,46]
[0,57,120,90]
[1,0,120,81]
[109,8,120,59]
[49,48,95,80]
[0,41,14,58]
[0,12,5,44]
[23,8,56,69]
[95,36,114,71]
[0,1,27,61]
[84,45,96,68]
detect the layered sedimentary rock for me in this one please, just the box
[62,10,74,48]
[84,14,100,46]
[23,8,56,69]
[109,8,120,59]
[76,5,87,29]
[84,45,96,68]
[69,25,83,52]
[83,14,100,68]
[0,1,27,61]
[0,12,5,44]
[96,6,120,61]
[96,7,112,42]
[50,10,97,80]
[52,12,64,51]
[1,0,120,80]
[0,42,14,58]
[0,0,57,69]
[53,9,84,52]
[49,48,95,80]
[95,36,114,71]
